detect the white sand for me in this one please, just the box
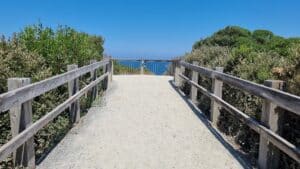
[37,75,244,169]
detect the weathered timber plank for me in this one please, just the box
[180,61,300,116]
[107,59,113,87]
[174,60,181,87]
[178,73,300,163]
[90,60,98,100]
[8,78,35,169]
[68,64,80,124]
[0,72,109,162]
[110,59,114,79]
[258,80,285,169]
[0,59,109,112]
[190,61,199,103]
[210,67,223,125]
[102,63,108,90]
[180,61,213,78]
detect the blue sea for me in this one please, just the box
[118,60,171,75]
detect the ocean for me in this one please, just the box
[118,60,171,75]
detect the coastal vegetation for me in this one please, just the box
[1,23,299,168]
[183,26,300,168]
[0,23,104,167]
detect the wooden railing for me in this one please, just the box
[0,58,113,168]
[1,57,298,168]
[175,60,300,169]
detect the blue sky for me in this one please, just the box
[1,0,300,59]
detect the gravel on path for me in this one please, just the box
[37,75,244,169]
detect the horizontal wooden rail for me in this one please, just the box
[0,59,109,113]
[178,73,300,163]
[177,61,300,168]
[180,61,300,116]
[0,58,112,168]
[0,72,109,161]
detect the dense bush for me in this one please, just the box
[0,23,104,168]
[185,26,300,168]
[18,23,103,74]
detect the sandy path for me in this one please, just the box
[37,75,244,169]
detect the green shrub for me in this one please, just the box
[18,23,104,74]
[185,26,300,168]
[186,45,231,68]
[193,26,251,49]
[0,23,104,168]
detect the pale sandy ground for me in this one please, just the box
[37,75,247,169]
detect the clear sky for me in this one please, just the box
[1,0,300,59]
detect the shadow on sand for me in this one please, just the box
[168,80,252,169]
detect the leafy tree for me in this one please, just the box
[193,26,251,49]
[252,30,274,44]
[17,23,104,74]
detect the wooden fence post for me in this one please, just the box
[8,78,35,169]
[109,59,113,82]
[210,67,223,126]
[169,60,175,76]
[67,64,80,124]
[258,80,285,169]
[174,60,184,87]
[190,61,199,103]
[90,60,98,100]
[179,63,185,86]
[174,60,180,86]
[106,59,112,88]
[140,59,144,75]
[102,62,108,90]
